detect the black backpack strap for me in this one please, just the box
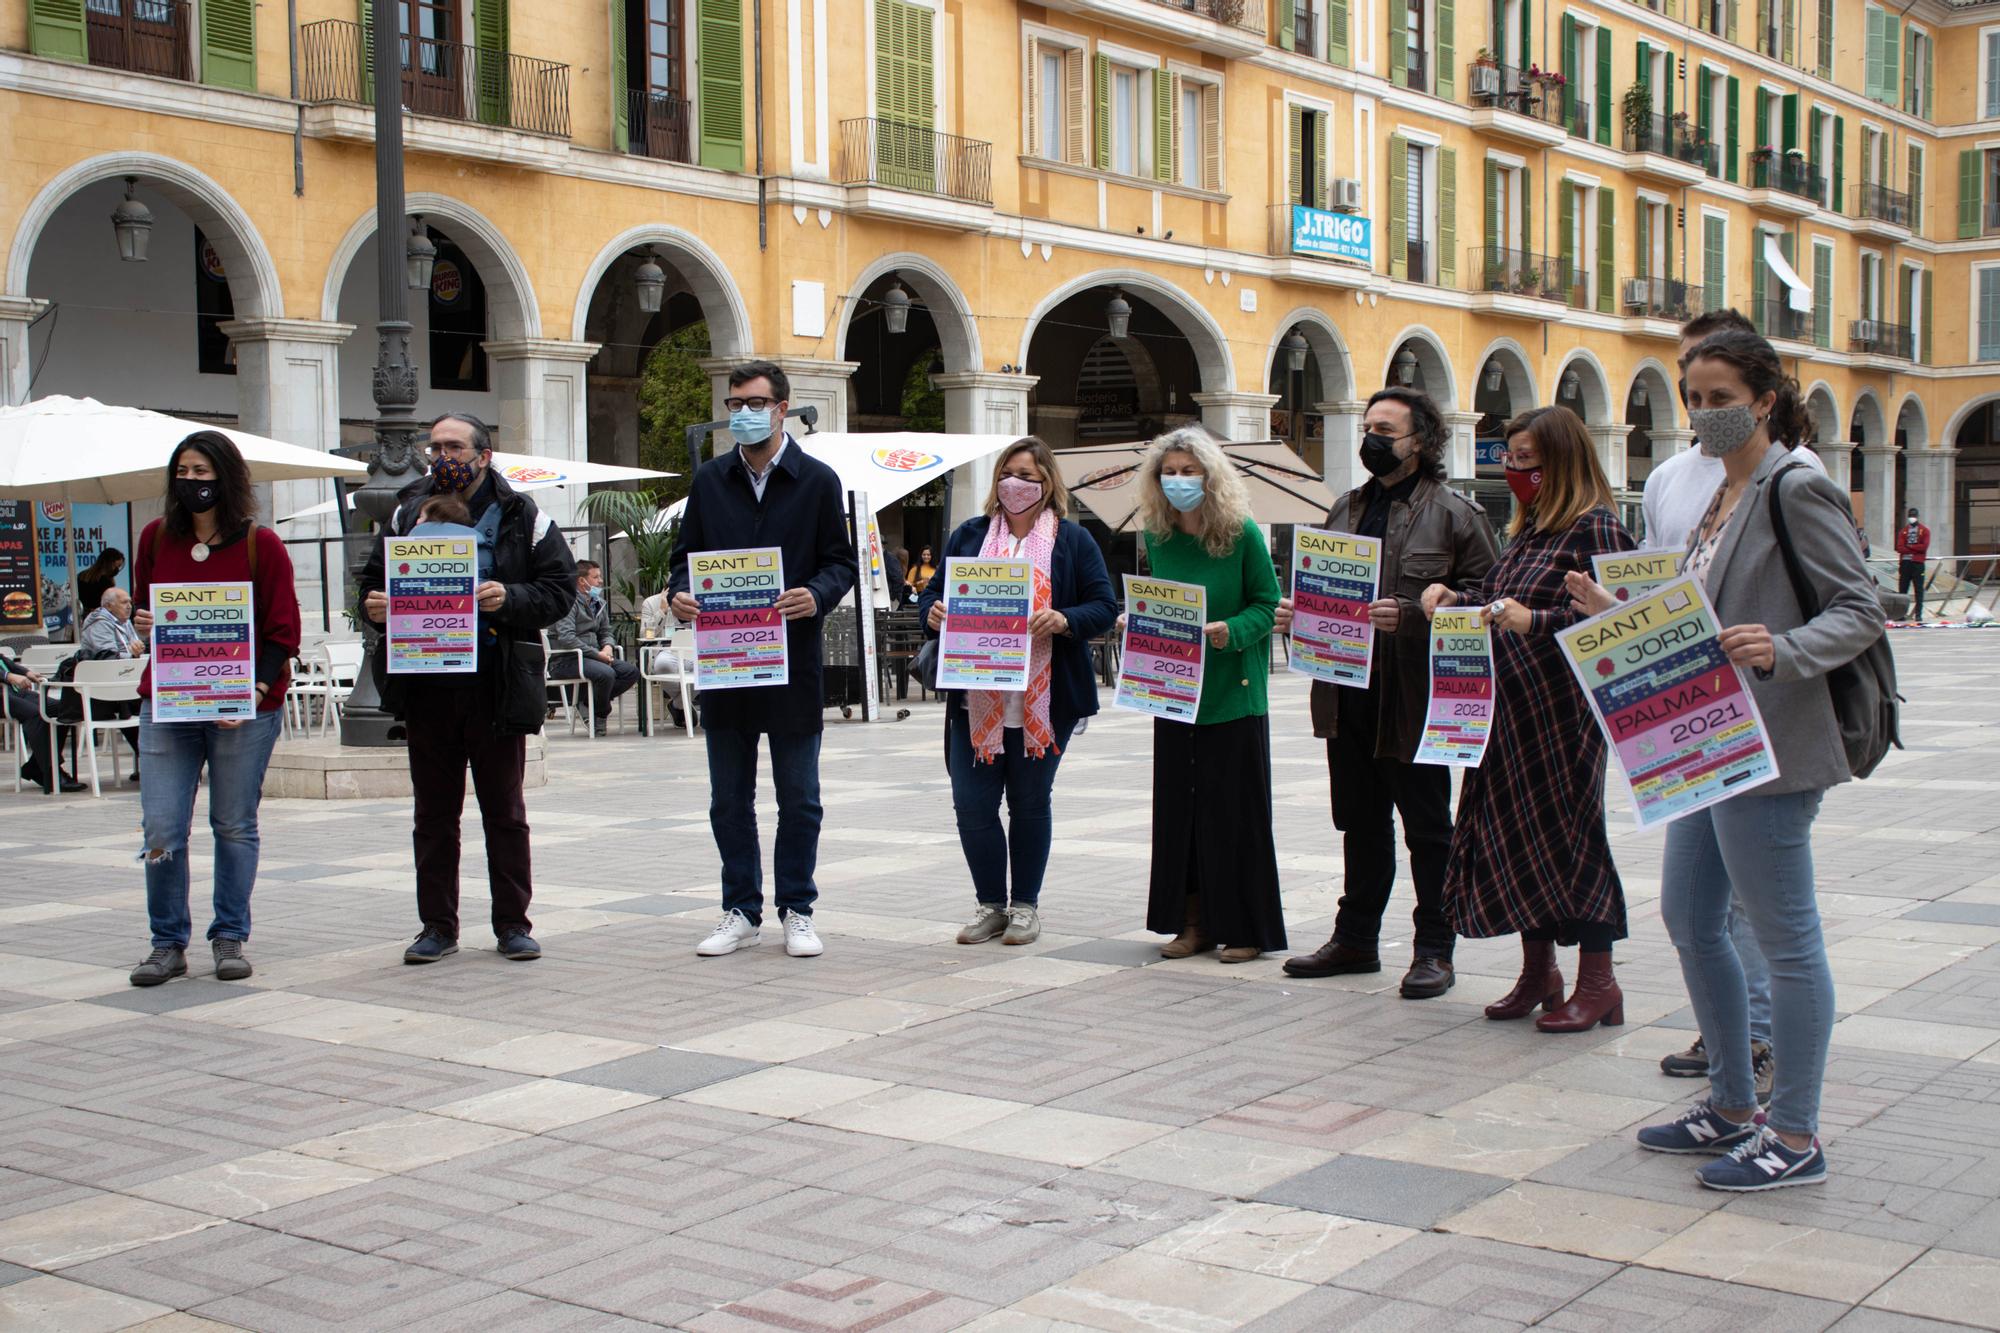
[1767,462,1821,623]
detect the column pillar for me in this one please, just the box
[0,296,50,408]
[1318,399,1366,498]
[1444,411,1483,484]
[1860,445,1900,555]
[772,357,861,434]
[1192,390,1281,442]
[483,338,601,529]
[1649,427,1695,474]
[1591,423,1635,492]
[935,371,1039,525]
[1904,447,1959,560]
[1815,438,1854,494]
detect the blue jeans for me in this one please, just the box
[1731,897,1775,1045]
[705,726,822,925]
[946,713,1076,907]
[138,710,283,949]
[1661,787,1832,1136]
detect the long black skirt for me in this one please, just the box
[1146,713,1287,952]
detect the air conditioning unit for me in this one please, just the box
[1330,178,1362,212]
[1623,278,1652,312]
[1855,318,1878,345]
[1470,64,1500,98]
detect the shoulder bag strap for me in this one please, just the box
[1767,462,1821,621]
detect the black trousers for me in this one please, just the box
[405,682,532,938]
[1898,560,1925,620]
[1327,700,1455,960]
[581,655,641,719]
[5,683,55,789]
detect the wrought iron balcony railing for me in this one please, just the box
[1850,319,1913,358]
[839,119,992,205]
[1750,153,1823,202]
[1620,275,1705,321]
[1470,247,1569,300]
[626,90,692,164]
[299,19,571,138]
[1751,298,1815,343]
[1856,182,1913,227]
[1622,111,1717,173]
[1466,62,1568,131]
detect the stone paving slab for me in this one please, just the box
[0,630,1995,1329]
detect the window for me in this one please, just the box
[1637,197,1669,280]
[1703,212,1727,312]
[1700,0,1725,37]
[1899,261,1921,351]
[1174,75,1222,191]
[1908,144,1923,231]
[1816,0,1833,79]
[1025,37,1084,166]
[1402,0,1427,90]
[1289,104,1328,207]
[1987,31,2000,121]
[1903,28,1930,120]
[1492,161,1526,253]
[1980,268,2000,360]
[1112,66,1139,176]
[1180,84,1201,186]
[427,231,488,393]
[1760,0,1781,57]
[1860,251,1883,322]
[1389,133,1451,286]
[1812,239,1833,349]
[1040,50,1063,159]
[1861,126,1885,189]
[1406,141,1428,276]
[1864,5,1900,109]
[1558,179,1598,308]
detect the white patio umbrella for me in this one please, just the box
[276,452,675,523]
[0,395,368,634]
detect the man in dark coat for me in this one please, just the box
[360,412,577,966]
[669,362,857,960]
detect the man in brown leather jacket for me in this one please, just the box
[1275,388,1500,998]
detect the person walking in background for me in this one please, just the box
[75,546,125,619]
[1274,388,1499,998]
[669,362,856,960]
[554,558,640,734]
[1588,328,1886,1190]
[905,546,938,599]
[360,411,577,966]
[921,437,1117,947]
[1135,428,1285,964]
[128,431,300,986]
[1895,508,1931,621]
[1420,406,1635,1032]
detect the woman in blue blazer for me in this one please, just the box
[919,437,1118,946]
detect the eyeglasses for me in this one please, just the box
[724,397,780,412]
[425,440,479,459]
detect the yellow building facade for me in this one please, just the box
[4,0,1999,554]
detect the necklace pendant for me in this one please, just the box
[191,543,210,562]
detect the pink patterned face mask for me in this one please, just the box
[997,476,1044,515]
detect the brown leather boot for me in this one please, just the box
[1537,950,1624,1032]
[1485,938,1564,1020]
[1160,895,1213,959]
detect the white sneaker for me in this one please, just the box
[696,909,760,957]
[784,912,824,958]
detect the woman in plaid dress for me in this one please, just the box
[1422,407,1636,1033]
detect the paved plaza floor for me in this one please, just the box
[2,629,1999,1331]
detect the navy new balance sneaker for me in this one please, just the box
[1698,1125,1827,1192]
[1636,1102,1764,1155]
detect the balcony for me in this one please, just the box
[1465,62,1570,147]
[1989,200,2000,237]
[1403,48,1430,94]
[1621,275,1705,338]
[1566,96,1594,142]
[1266,205,1373,289]
[1466,247,1569,321]
[1622,112,1715,186]
[1039,0,1266,57]
[1747,152,1824,217]
[1750,298,1814,347]
[1852,183,1912,241]
[1291,9,1315,53]
[86,0,192,81]
[1850,319,1913,360]
[625,90,692,164]
[839,118,993,227]
[298,20,571,138]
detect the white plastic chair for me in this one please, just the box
[640,626,698,738]
[39,657,144,797]
[18,644,70,674]
[541,630,629,738]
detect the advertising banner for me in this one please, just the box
[1289,205,1373,265]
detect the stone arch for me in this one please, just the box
[1895,393,1929,451]
[9,151,283,319]
[835,254,980,373]
[1850,389,1888,450]
[1623,358,1681,431]
[320,193,539,338]
[1472,337,1539,418]
[1016,269,1234,393]
[1944,393,2000,448]
[1554,349,1613,425]
[1265,309,1356,404]
[1803,380,1841,447]
[1380,325,1458,410]
[570,223,751,357]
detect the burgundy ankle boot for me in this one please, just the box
[1537,950,1624,1032]
[1486,939,1564,1021]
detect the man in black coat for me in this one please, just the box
[360,412,577,966]
[669,362,857,960]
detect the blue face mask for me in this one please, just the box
[586,585,604,605]
[729,406,774,446]
[1160,476,1206,513]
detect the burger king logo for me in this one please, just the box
[871,448,943,473]
[41,501,67,523]
[503,465,564,484]
[1080,465,1134,491]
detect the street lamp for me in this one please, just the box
[1281,328,1309,373]
[1633,383,1649,407]
[633,248,666,314]
[1560,370,1581,401]
[880,277,911,335]
[110,177,153,262]
[1104,290,1132,340]
[405,218,437,291]
[1393,346,1418,386]
[1484,362,1503,393]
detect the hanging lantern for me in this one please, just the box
[1560,370,1581,400]
[405,217,438,292]
[881,277,911,335]
[1281,328,1309,374]
[111,177,153,263]
[1393,347,1418,386]
[1633,383,1649,407]
[1484,363,1503,393]
[633,249,666,314]
[1104,290,1132,340]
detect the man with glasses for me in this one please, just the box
[359,411,578,966]
[1273,387,1499,998]
[669,362,856,960]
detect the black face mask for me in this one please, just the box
[173,478,220,515]
[1359,432,1405,478]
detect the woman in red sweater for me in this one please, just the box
[128,431,300,988]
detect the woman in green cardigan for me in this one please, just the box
[1136,428,1285,962]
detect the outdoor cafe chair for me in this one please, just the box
[38,656,144,797]
[639,626,697,738]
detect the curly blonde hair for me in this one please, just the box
[1135,427,1252,558]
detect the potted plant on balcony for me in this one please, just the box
[1203,0,1246,24]
[1622,82,1653,143]
[1474,47,1498,68]
[1749,144,1777,165]
[1514,266,1543,296]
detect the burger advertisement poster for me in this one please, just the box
[0,501,39,631]
[29,502,133,634]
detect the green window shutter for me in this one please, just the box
[200,0,256,90]
[873,0,934,186]
[1962,150,1983,240]
[1312,110,1329,208]
[473,0,511,127]
[356,0,373,102]
[1696,69,1710,142]
[1595,28,1611,144]
[1781,94,1796,154]
[1152,69,1173,181]
[1703,215,1725,311]
[1484,157,1500,252]
[1726,0,1738,43]
[1909,150,1922,231]
[1920,270,1933,363]
[28,0,87,63]
[1863,6,1882,101]
[1725,77,1739,183]
[1328,0,1349,65]
[1287,105,1304,204]
[698,0,746,171]
[1388,136,1409,280]
[1832,115,1844,214]
[1922,38,1932,120]
[1636,202,1650,280]
[1807,107,1822,180]
[610,1,628,152]
[1389,21,1407,88]
[1440,147,1458,289]
[1783,0,1796,63]
[1520,0,1532,73]
[1560,15,1577,132]
[1521,165,1532,254]
[1751,235,1766,329]
[1665,49,1674,120]
[1438,0,1455,101]
[1902,28,1914,109]
[1812,246,1830,348]
[1756,0,1770,50]
[1559,181,1575,283]
[1882,14,1899,106]
[1279,0,1295,51]
[1636,42,1650,122]
[1596,189,1614,313]
[1093,54,1109,171]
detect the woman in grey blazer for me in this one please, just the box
[1572,329,1883,1192]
